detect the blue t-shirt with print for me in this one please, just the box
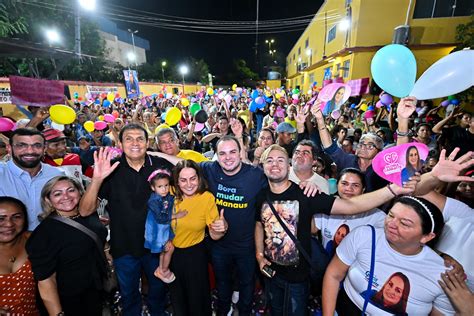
[200,161,268,253]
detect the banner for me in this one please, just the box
[123,70,140,98]
[9,76,64,107]
[0,87,11,104]
[85,85,118,96]
[346,78,370,96]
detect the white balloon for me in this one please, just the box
[410,50,474,100]
[51,121,65,131]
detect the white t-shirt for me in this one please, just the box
[337,226,454,316]
[289,168,329,194]
[437,197,474,291]
[314,208,385,254]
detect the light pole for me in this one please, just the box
[75,0,96,58]
[127,29,139,68]
[265,39,275,51]
[179,65,189,93]
[161,61,167,82]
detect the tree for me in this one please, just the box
[232,59,259,81]
[0,1,28,37]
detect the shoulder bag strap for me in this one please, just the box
[265,197,314,268]
[50,215,107,262]
[362,224,376,315]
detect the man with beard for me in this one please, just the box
[254,144,417,315]
[0,128,63,230]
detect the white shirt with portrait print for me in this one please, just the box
[337,226,454,316]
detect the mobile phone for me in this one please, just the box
[262,265,275,278]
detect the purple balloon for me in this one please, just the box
[255,96,265,105]
[376,101,384,108]
[380,94,393,105]
[441,100,450,107]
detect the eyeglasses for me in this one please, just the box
[357,143,377,150]
[13,143,44,150]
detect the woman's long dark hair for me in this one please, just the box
[372,272,410,314]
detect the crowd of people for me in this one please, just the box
[0,82,473,316]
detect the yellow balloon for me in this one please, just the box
[155,123,170,134]
[107,93,115,102]
[84,120,95,132]
[98,115,104,121]
[360,103,368,111]
[232,84,237,91]
[275,93,281,99]
[207,88,214,95]
[181,98,190,106]
[49,105,76,125]
[265,92,271,97]
[165,107,182,126]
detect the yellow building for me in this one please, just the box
[286,0,470,95]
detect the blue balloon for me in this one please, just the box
[103,100,111,107]
[371,44,416,98]
[249,101,258,113]
[251,90,259,99]
[258,100,266,109]
[95,99,101,105]
[368,106,375,111]
[350,103,356,109]
[450,99,460,105]
[265,97,272,103]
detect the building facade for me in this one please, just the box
[97,18,150,67]
[285,0,471,94]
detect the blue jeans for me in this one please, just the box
[268,275,309,316]
[212,250,256,316]
[114,253,167,316]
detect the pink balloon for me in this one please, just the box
[224,94,232,105]
[0,117,15,132]
[104,114,115,123]
[94,121,107,130]
[376,101,384,108]
[188,122,205,132]
[292,99,299,105]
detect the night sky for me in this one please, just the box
[110,0,324,81]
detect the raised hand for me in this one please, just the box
[397,97,417,119]
[230,118,243,138]
[92,147,120,180]
[310,100,324,120]
[295,105,309,126]
[431,148,474,183]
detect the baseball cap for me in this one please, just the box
[42,128,66,142]
[276,122,296,134]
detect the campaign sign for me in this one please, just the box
[10,76,64,107]
[123,70,140,98]
[372,142,429,186]
[317,83,351,116]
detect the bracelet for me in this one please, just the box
[387,184,397,197]
[396,129,412,137]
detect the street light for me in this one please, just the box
[265,39,275,50]
[75,0,96,58]
[45,29,60,46]
[179,65,189,92]
[339,18,350,31]
[127,52,136,68]
[161,61,167,82]
[127,29,139,68]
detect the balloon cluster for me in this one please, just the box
[440,95,460,107]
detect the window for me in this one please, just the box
[305,38,309,48]
[309,73,315,85]
[327,25,337,43]
[298,47,301,55]
[343,60,350,78]
[413,0,471,18]
[293,53,296,61]
[345,0,352,6]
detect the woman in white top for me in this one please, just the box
[323,196,455,316]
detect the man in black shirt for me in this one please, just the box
[80,123,172,316]
[255,144,415,315]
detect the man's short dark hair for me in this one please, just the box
[118,123,148,142]
[9,128,44,146]
[216,135,241,152]
[295,139,317,159]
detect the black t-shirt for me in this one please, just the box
[442,126,474,158]
[26,213,107,296]
[99,154,173,258]
[256,182,335,283]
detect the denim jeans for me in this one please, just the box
[212,250,256,316]
[114,253,167,316]
[268,275,309,316]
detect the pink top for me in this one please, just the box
[0,260,39,316]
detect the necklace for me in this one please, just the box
[55,211,81,219]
